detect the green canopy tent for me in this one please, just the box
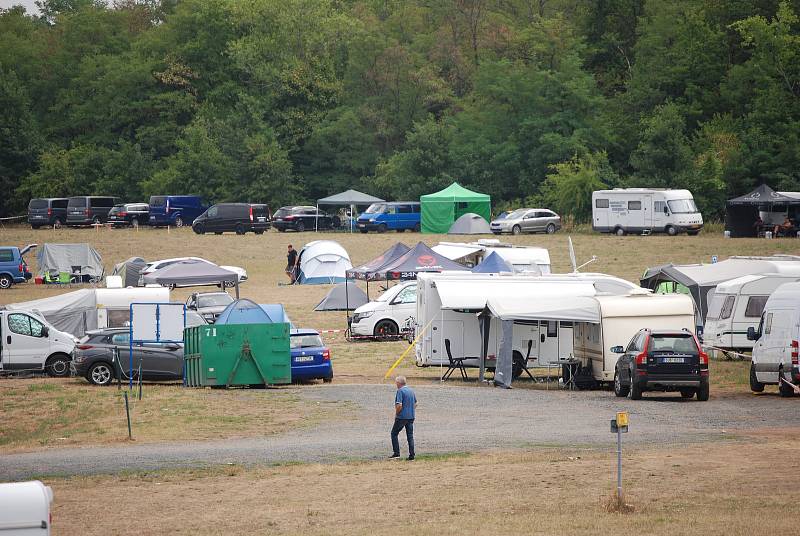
[420,182,491,234]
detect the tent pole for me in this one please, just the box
[234,280,240,299]
[315,203,319,232]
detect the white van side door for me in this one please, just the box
[4,312,50,370]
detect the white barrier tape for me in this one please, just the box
[701,344,751,359]
[0,215,26,221]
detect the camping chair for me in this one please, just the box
[441,339,468,381]
[58,271,72,284]
[513,339,535,380]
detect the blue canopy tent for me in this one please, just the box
[215,299,292,326]
[471,251,513,274]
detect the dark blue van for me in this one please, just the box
[357,202,421,233]
[0,245,35,289]
[148,195,207,227]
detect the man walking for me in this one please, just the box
[285,244,298,284]
[389,376,417,460]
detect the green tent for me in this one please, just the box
[420,182,491,234]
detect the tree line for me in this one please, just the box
[1,0,799,222]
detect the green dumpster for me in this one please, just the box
[184,323,291,387]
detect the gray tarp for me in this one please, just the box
[3,289,97,336]
[111,257,147,287]
[314,281,368,311]
[36,243,103,278]
[142,260,238,287]
[447,213,491,235]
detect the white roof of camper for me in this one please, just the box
[436,279,597,310]
[765,282,800,309]
[714,273,800,295]
[594,293,694,318]
[673,257,800,286]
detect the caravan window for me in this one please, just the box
[765,313,773,335]
[654,201,667,213]
[628,201,642,210]
[744,296,769,318]
[595,199,609,208]
[720,296,735,320]
[706,295,724,320]
[107,310,130,328]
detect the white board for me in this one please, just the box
[131,302,186,342]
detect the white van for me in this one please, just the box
[748,282,800,396]
[0,310,76,377]
[350,281,417,338]
[704,274,800,354]
[592,188,703,236]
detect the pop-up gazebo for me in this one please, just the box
[420,183,491,234]
[725,184,800,237]
[316,189,385,232]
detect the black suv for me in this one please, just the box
[66,196,119,226]
[192,203,270,235]
[108,203,150,227]
[28,198,69,229]
[71,328,184,386]
[272,206,339,232]
[613,328,709,401]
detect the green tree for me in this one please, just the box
[540,152,614,223]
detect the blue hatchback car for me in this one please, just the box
[290,329,333,382]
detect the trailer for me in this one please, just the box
[592,188,703,236]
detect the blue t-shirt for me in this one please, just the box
[395,386,416,420]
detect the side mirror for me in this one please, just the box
[41,326,49,338]
[610,345,625,354]
[663,207,669,215]
[746,326,759,341]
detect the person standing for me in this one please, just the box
[286,244,298,283]
[389,376,417,460]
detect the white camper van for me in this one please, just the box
[572,293,696,383]
[748,282,800,396]
[350,281,417,338]
[592,188,703,236]
[414,272,640,375]
[0,310,76,376]
[704,274,800,354]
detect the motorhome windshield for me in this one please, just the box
[365,204,386,214]
[667,199,698,214]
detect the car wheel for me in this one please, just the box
[697,380,710,401]
[546,223,556,234]
[628,373,642,400]
[749,363,765,392]
[174,216,184,228]
[396,228,405,233]
[31,224,41,229]
[277,227,286,232]
[680,389,695,399]
[193,224,205,235]
[615,227,625,236]
[666,225,677,236]
[613,371,629,397]
[512,225,522,235]
[214,232,222,235]
[0,274,13,289]
[359,228,368,234]
[378,224,388,234]
[778,368,795,397]
[235,224,245,235]
[296,221,306,232]
[54,218,63,229]
[88,362,114,386]
[254,230,264,235]
[45,354,70,378]
[373,319,399,339]
[413,223,421,232]
[323,377,333,383]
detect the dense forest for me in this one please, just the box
[1,0,799,221]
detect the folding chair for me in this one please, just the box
[514,339,535,380]
[441,339,468,381]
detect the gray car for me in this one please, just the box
[490,208,561,235]
[186,292,234,323]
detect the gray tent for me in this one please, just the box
[111,257,147,287]
[36,243,103,279]
[314,281,369,311]
[447,213,491,234]
[317,189,385,232]
[2,289,97,336]
[142,260,240,297]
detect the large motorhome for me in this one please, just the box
[413,272,639,374]
[704,274,800,354]
[592,188,703,236]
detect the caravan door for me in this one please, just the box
[431,318,466,365]
[643,195,654,228]
[538,320,560,363]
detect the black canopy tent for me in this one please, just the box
[725,184,800,237]
[370,242,471,281]
[316,189,385,232]
[142,260,240,298]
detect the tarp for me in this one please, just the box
[317,189,385,205]
[420,183,491,234]
[2,289,97,336]
[142,260,238,287]
[298,240,352,284]
[371,242,470,281]
[314,281,368,311]
[346,243,410,280]
[447,213,491,234]
[471,251,513,273]
[215,299,290,325]
[111,257,146,288]
[36,243,103,278]
[435,279,597,310]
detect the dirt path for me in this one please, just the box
[1,383,796,480]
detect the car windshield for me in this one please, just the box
[149,196,167,207]
[648,334,697,354]
[291,334,324,349]
[506,209,527,220]
[376,284,404,302]
[29,199,48,209]
[667,199,698,214]
[365,203,386,214]
[197,294,233,308]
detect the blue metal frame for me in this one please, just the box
[128,302,187,389]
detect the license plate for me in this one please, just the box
[294,355,314,362]
[660,357,685,363]
[257,217,266,222]
[358,224,365,228]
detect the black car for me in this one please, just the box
[192,203,270,235]
[272,206,339,232]
[28,198,69,229]
[107,203,150,227]
[71,328,184,386]
[613,328,709,401]
[66,196,119,226]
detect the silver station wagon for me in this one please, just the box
[490,208,561,235]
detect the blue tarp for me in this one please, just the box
[215,299,292,326]
[471,251,513,274]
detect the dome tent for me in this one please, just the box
[314,281,369,311]
[297,240,353,285]
[448,213,491,234]
[420,182,491,234]
[471,251,513,274]
[215,299,291,325]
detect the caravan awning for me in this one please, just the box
[436,280,596,310]
[487,295,601,323]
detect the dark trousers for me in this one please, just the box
[391,418,415,457]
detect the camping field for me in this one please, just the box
[1,225,799,535]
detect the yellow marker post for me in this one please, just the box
[616,411,628,427]
[383,319,434,379]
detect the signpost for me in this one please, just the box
[711,255,718,264]
[610,411,629,499]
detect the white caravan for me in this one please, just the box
[704,274,800,354]
[0,310,76,376]
[592,188,703,236]
[350,281,417,338]
[95,287,171,328]
[748,282,800,396]
[432,240,551,273]
[414,272,639,374]
[572,293,696,383]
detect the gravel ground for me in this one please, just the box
[1,383,797,480]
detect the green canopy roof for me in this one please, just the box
[420,182,491,234]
